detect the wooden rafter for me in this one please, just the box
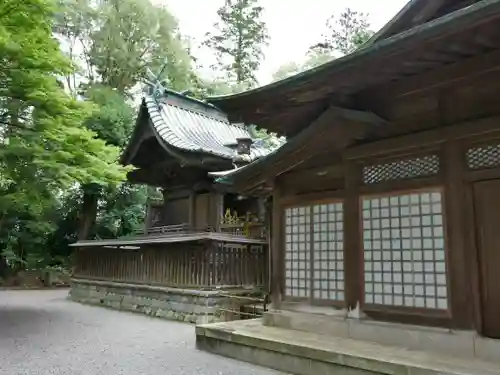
[232,106,387,192]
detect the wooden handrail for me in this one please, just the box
[135,222,266,239]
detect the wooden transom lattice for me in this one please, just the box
[466,143,500,170]
[363,155,440,184]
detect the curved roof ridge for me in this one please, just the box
[143,95,269,162]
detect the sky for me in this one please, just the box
[159,0,410,84]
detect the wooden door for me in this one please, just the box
[473,179,500,338]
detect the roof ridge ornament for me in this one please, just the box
[144,60,170,99]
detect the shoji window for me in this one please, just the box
[362,191,448,310]
[284,202,344,302]
[312,203,344,301]
[284,206,310,298]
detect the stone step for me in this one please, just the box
[196,319,500,375]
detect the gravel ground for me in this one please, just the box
[0,289,284,375]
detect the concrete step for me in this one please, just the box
[196,319,500,375]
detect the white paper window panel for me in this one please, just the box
[284,206,311,297]
[311,203,345,301]
[362,191,448,310]
[284,203,345,300]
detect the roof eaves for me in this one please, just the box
[144,95,271,163]
[364,0,422,47]
[208,0,500,105]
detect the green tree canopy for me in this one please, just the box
[0,0,127,271]
[204,0,269,89]
[310,7,374,56]
[54,0,198,240]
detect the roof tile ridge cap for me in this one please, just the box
[144,95,160,112]
[144,95,199,150]
[162,96,230,124]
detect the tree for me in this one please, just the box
[204,0,269,89]
[0,0,126,272]
[87,0,193,94]
[54,0,197,240]
[271,51,334,82]
[272,62,301,82]
[272,7,373,83]
[310,7,374,56]
[55,0,194,95]
[74,84,137,240]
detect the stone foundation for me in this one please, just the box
[196,319,500,375]
[70,278,258,324]
[263,307,500,363]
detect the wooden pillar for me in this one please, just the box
[188,191,196,229]
[271,182,283,309]
[144,203,152,234]
[162,189,169,225]
[443,141,473,329]
[344,159,362,311]
[211,193,224,230]
[265,196,273,294]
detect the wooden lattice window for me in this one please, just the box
[363,155,440,184]
[466,143,500,170]
[312,203,344,301]
[362,191,448,310]
[284,206,311,298]
[284,202,345,302]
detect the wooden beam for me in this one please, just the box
[188,191,196,228]
[271,182,283,310]
[233,106,387,192]
[343,114,500,160]
[365,0,423,46]
[412,0,448,24]
[443,141,473,329]
[365,49,500,99]
[120,106,152,165]
[344,159,362,311]
[279,164,344,185]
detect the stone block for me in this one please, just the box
[348,320,475,358]
[474,334,500,363]
[168,301,194,314]
[192,305,218,315]
[106,301,121,310]
[69,280,221,324]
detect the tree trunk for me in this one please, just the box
[0,255,10,280]
[77,186,99,241]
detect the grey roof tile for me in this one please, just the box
[143,95,268,162]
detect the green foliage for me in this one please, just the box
[55,0,194,94]
[248,125,285,151]
[82,84,135,147]
[53,0,197,241]
[95,184,147,239]
[88,0,193,93]
[204,0,269,89]
[0,0,127,272]
[310,7,374,56]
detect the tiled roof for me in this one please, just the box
[143,94,268,162]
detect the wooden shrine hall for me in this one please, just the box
[196,1,500,374]
[69,85,271,324]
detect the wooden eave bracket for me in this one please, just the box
[231,105,387,192]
